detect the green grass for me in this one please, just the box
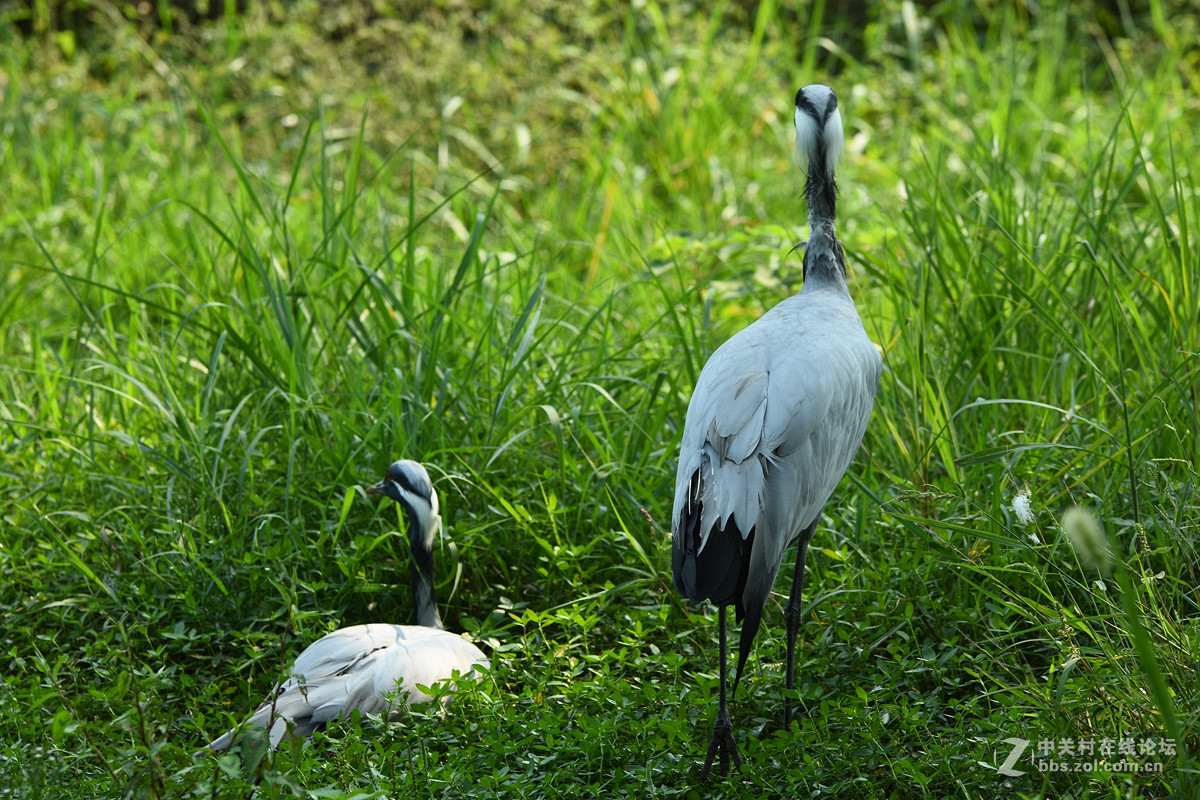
[2,1,1199,797]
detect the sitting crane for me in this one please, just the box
[207,460,487,750]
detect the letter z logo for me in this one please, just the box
[998,738,1029,777]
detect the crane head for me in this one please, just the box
[366,459,442,552]
[793,84,844,179]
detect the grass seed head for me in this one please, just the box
[1061,506,1112,575]
[1011,491,1034,526]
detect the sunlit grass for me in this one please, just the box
[2,2,1198,798]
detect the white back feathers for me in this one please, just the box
[793,84,844,177]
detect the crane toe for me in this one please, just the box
[700,708,742,779]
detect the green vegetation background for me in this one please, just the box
[2,1,1198,797]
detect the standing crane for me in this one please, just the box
[207,460,488,751]
[671,85,881,777]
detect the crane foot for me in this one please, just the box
[699,708,742,779]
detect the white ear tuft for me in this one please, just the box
[793,105,821,169]
[822,105,844,174]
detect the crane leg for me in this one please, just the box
[700,606,742,779]
[784,523,816,729]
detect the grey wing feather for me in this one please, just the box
[675,342,774,543]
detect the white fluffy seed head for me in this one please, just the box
[1011,491,1034,526]
[794,84,844,176]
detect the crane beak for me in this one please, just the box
[365,478,387,495]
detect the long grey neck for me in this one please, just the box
[405,507,444,630]
[801,222,847,292]
[804,154,838,229]
[801,146,847,290]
